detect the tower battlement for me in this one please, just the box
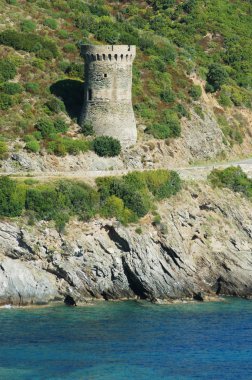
[80,45,137,147]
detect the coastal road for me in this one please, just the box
[1,157,252,182]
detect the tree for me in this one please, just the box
[206,64,228,92]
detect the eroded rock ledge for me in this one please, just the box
[0,182,252,306]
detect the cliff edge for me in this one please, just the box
[0,182,252,305]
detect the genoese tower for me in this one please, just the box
[80,45,137,147]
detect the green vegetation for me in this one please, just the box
[0,141,8,159]
[189,85,202,101]
[206,64,228,93]
[47,137,90,156]
[0,59,16,82]
[0,0,252,152]
[208,167,252,198]
[0,177,26,217]
[93,136,121,157]
[0,82,23,95]
[0,170,181,229]
[25,139,40,153]
[146,111,181,139]
[0,29,58,59]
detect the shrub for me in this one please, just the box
[36,49,54,60]
[0,30,58,59]
[47,137,90,155]
[208,166,252,198]
[58,29,69,39]
[189,84,202,100]
[95,26,120,44]
[0,93,14,110]
[0,82,23,95]
[36,118,55,138]
[147,111,181,139]
[175,103,189,118]
[162,110,181,137]
[143,170,181,200]
[65,63,84,79]
[101,195,136,223]
[146,123,171,139]
[206,64,228,92]
[25,140,40,153]
[93,136,121,157]
[20,20,36,32]
[160,88,175,103]
[58,180,100,220]
[0,59,17,82]
[0,176,26,217]
[0,141,8,159]
[82,123,94,136]
[25,82,40,94]
[54,118,68,133]
[44,18,58,30]
[63,43,77,53]
[25,187,67,220]
[45,96,65,113]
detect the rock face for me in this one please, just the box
[0,183,252,305]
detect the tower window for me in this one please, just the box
[104,73,107,78]
[88,89,92,101]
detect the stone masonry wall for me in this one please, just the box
[80,45,137,147]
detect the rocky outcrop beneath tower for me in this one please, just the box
[80,45,137,147]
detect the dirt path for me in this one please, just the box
[1,158,252,182]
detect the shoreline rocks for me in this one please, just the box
[0,182,252,306]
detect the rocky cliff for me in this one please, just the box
[0,181,252,306]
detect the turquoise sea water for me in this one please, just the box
[0,298,252,379]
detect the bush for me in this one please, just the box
[25,82,40,94]
[189,84,202,100]
[0,93,14,110]
[0,82,23,95]
[0,30,58,59]
[160,88,175,103]
[20,20,36,32]
[25,140,40,153]
[95,26,120,44]
[147,111,181,139]
[93,136,121,157]
[146,123,171,139]
[36,49,54,60]
[0,59,17,82]
[63,43,77,53]
[0,141,8,159]
[45,96,65,113]
[36,118,55,138]
[101,195,135,223]
[208,166,252,198]
[82,123,94,136]
[25,187,67,220]
[65,63,84,79]
[96,170,181,219]
[0,176,26,217]
[206,64,228,92]
[58,180,100,220]
[44,18,58,30]
[143,170,181,200]
[47,137,90,155]
[162,110,181,137]
[54,118,68,133]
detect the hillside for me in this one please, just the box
[1,0,252,172]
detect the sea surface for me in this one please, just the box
[0,298,251,379]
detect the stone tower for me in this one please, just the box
[80,45,137,147]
